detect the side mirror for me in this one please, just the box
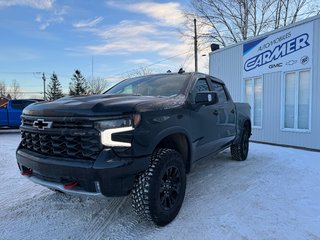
[195,91,218,105]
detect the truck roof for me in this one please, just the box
[140,72,226,85]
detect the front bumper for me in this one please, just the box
[16,147,150,197]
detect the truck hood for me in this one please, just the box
[23,94,186,117]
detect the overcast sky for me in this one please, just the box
[0,0,210,98]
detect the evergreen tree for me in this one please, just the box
[46,72,64,100]
[69,69,88,96]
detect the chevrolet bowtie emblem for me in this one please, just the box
[33,119,53,130]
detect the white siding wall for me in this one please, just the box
[209,45,243,102]
[254,71,320,150]
[209,17,320,150]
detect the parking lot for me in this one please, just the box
[1,130,320,240]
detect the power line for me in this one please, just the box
[0,50,194,91]
[0,71,70,78]
[102,50,193,79]
[0,51,191,80]
[143,51,192,68]
[5,91,42,93]
[182,44,194,69]
[0,71,41,74]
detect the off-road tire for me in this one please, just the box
[132,148,186,226]
[231,127,250,161]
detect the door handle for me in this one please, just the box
[213,110,218,116]
[231,109,235,114]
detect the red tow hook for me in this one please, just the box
[64,181,79,189]
[21,168,33,176]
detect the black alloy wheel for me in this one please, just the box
[159,165,181,210]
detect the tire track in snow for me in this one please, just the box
[84,197,128,240]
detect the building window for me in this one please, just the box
[244,77,263,127]
[282,70,311,131]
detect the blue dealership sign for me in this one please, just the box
[243,21,313,78]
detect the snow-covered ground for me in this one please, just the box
[1,131,320,240]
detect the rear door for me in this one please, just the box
[209,79,237,146]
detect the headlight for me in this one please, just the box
[94,118,132,131]
[95,114,141,147]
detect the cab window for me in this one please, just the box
[211,81,228,103]
[194,79,210,93]
[11,100,34,110]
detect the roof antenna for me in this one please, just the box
[178,68,185,74]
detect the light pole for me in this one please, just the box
[42,73,46,100]
[194,18,198,72]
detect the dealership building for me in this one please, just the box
[209,15,320,150]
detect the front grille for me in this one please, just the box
[20,115,103,160]
[21,131,102,160]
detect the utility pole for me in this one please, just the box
[194,18,198,72]
[42,73,46,100]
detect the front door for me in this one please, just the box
[189,78,221,159]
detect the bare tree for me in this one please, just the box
[187,0,318,46]
[10,80,21,99]
[274,0,311,29]
[88,77,109,95]
[124,66,153,79]
[0,81,7,97]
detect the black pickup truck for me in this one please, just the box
[16,72,251,226]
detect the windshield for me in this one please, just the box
[105,74,189,97]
